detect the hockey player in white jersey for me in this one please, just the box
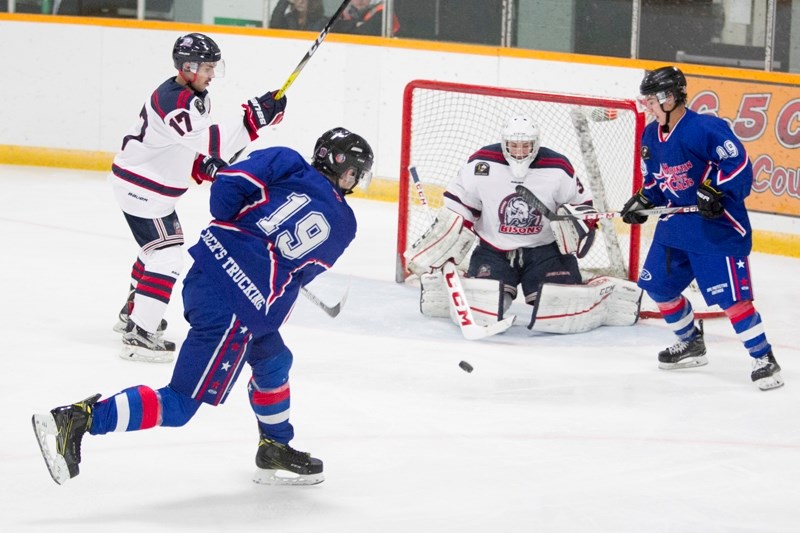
[109,33,287,362]
[406,115,642,335]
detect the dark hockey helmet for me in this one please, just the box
[639,66,687,105]
[313,127,375,195]
[172,33,222,70]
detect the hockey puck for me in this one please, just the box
[459,360,474,373]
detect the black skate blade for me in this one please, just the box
[31,413,70,485]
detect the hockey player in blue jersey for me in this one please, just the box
[621,66,783,391]
[32,127,375,485]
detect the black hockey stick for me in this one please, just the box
[230,0,352,164]
[274,0,352,99]
[514,184,698,221]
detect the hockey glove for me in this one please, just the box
[620,190,654,225]
[696,179,724,219]
[243,91,287,140]
[191,154,227,184]
[550,204,598,258]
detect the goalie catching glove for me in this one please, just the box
[243,90,287,140]
[550,204,598,258]
[405,208,477,277]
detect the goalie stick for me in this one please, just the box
[301,286,348,318]
[514,185,699,221]
[409,166,516,340]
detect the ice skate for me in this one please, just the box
[658,321,707,370]
[112,293,167,336]
[253,437,324,486]
[32,394,101,485]
[751,351,784,391]
[120,320,175,363]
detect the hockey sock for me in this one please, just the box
[89,385,163,435]
[90,385,202,435]
[130,257,145,289]
[249,378,294,444]
[725,300,772,357]
[654,295,696,340]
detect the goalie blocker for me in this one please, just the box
[420,273,642,334]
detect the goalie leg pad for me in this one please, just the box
[405,208,477,277]
[528,276,642,334]
[420,272,504,327]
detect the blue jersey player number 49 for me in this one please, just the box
[621,65,783,391]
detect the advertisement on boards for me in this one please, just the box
[687,76,800,217]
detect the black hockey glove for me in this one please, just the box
[243,91,287,139]
[696,179,724,219]
[620,190,654,225]
[191,154,227,184]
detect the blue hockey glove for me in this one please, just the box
[191,154,226,184]
[243,91,287,139]
[620,190,654,224]
[696,179,724,219]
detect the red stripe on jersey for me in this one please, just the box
[138,386,161,429]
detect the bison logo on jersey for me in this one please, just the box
[498,194,541,235]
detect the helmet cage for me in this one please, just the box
[501,116,541,179]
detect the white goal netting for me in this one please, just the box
[396,80,723,319]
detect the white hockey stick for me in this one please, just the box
[515,184,698,221]
[409,166,515,340]
[301,286,348,318]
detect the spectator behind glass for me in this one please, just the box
[333,0,399,36]
[270,0,328,31]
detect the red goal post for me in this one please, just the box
[395,79,723,319]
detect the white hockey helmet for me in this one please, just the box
[501,115,541,179]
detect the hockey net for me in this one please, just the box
[395,79,723,319]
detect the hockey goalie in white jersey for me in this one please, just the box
[406,115,642,335]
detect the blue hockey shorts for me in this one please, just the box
[638,241,754,308]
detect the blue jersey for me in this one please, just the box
[640,109,752,256]
[188,147,356,336]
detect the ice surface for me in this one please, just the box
[1,166,799,532]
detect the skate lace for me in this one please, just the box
[753,355,771,370]
[666,340,689,355]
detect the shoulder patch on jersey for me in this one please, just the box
[474,162,490,176]
[641,145,650,160]
[195,98,206,114]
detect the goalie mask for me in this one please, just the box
[172,33,225,77]
[313,127,375,195]
[501,116,541,180]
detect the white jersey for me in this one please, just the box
[109,77,252,218]
[443,143,591,252]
